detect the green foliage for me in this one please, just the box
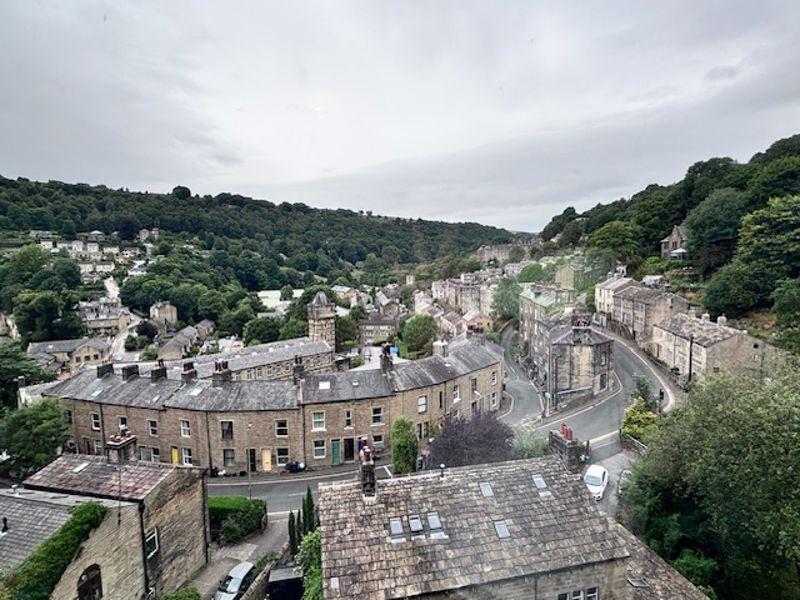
[428,411,516,468]
[670,549,718,588]
[402,314,437,354]
[391,416,418,475]
[280,284,294,301]
[541,206,578,241]
[0,342,54,408]
[703,260,772,318]
[303,486,316,533]
[13,290,85,344]
[297,530,322,600]
[587,220,641,262]
[771,278,800,353]
[620,398,658,445]
[507,246,526,263]
[334,315,358,348]
[491,277,522,320]
[621,366,800,599]
[685,188,750,276]
[513,431,550,458]
[207,496,266,544]
[737,195,800,284]
[517,263,546,283]
[161,588,201,600]
[0,397,68,476]
[0,501,107,600]
[243,317,281,346]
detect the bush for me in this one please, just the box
[514,431,549,458]
[161,588,202,600]
[621,398,658,445]
[208,496,266,544]
[0,502,107,599]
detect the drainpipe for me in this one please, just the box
[687,334,694,383]
[204,411,213,471]
[137,502,151,595]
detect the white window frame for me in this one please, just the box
[90,413,101,431]
[92,439,102,455]
[312,411,326,431]
[148,420,158,437]
[571,591,584,600]
[118,416,127,430]
[344,410,352,428]
[372,406,384,426]
[145,527,159,559]
[491,371,497,385]
[490,392,497,408]
[180,420,191,438]
[372,434,384,447]
[138,446,150,461]
[276,448,289,466]
[275,419,288,437]
[417,395,427,413]
[453,384,460,402]
[586,588,599,600]
[220,420,234,440]
[313,440,326,459]
[181,447,192,465]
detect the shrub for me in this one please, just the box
[208,496,266,544]
[161,588,201,600]
[514,431,549,458]
[621,398,658,445]
[0,502,107,599]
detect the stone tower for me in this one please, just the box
[307,291,336,349]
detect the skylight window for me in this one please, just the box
[318,380,331,390]
[427,512,442,530]
[479,482,494,498]
[189,386,203,396]
[351,379,360,387]
[389,518,403,536]
[90,389,102,397]
[533,474,552,498]
[493,519,510,539]
[72,461,90,474]
[408,515,423,533]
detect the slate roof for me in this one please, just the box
[45,368,299,411]
[359,314,398,326]
[596,276,635,291]
[654,313,739,347]
[312,291,332,306]
[27,337,109,355]
[24,455,176,502]
[389,340,502,392]
[318,456,630,599]
[167,379,297,411]
[614,285,666,305]
[551,325,613,346]
[303,370,393,404]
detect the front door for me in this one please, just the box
[261,448,272,472]
[331,439,341,466]
[343,438,355,462]
[248,448,257,472]
[170,446,179,465]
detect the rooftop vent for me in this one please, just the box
[479,482,494,498]
[493,519,511,539]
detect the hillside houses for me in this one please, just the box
[612,286,689,352]
[27,337,110,374]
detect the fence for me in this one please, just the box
[620,432,648,457]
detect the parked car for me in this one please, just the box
[215,561,255,600]
[617,469,633,497]
[583,464,609,501]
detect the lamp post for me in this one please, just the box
[247,422,253,500]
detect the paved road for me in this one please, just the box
[498,326,544,423]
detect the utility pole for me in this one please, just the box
[247,422,253,500]
[687,334,694,384]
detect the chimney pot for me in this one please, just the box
[717,315,727,326]
[439,464,446,478]
[701,313,710,321]
[96,363,114,378]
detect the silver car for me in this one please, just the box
[215,561,255,600]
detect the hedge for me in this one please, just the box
[208,496,267,545]
[0,502,107,600]
[161,588,201,600]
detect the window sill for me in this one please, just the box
[371,423,384,427]
[311,428,326,433]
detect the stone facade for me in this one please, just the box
[594,275,636,326]
[26,338,110,374]
[150,300,178,329]
[358,315,398,346]
[660,224,688,260]
[308,292,336,349]
[50,339,503,474]
[475,240,537,264]
[612,285,689,351]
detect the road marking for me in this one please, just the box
[499,391,515,418]
[268,511,291,518]
[208,470,356,487]
[589,430,619,445]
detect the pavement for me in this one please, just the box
[190,520,289,598]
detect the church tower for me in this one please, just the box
[307,291,336,349]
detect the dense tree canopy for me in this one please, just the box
[428,412,516,469]
[402,314,437,353]
[491,277,521,320]
[0,342,54,408]
[391,416,418,475]
[622,365,800,599]
[0,397,68,476]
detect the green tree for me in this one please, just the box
[402,314,437,353]
[587,220,642,263]
[197,289,227,322]
[13,290,84,344]
[517,263,545,283]
[557,219,583,248]
[703,260,772,317]
[0,397,68,476]
[747,156,800,207]
[491,277,522,320]
[218,303,256,337]
[507,246,526,263]
[771,278,800,353]
[243,317,281,346]
[303,485,316,533]
[391,416,418,475]
[684,188,750,276]
[622,366,800,598]
[620,398,658,445]
[0,343,54,408]
[428,411,516,468]
[348,303,367,322]
[335,315,358,348]
[737,195,800,284]
[280,284,294,301]
[279,317,308,340]
[297,530,322,600]
[172,185,191,200]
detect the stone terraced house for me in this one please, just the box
[318,455,707,599]
[43,337,503,474]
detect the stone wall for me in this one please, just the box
[51,503,145,600]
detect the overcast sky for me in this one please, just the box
[2,1,800,231]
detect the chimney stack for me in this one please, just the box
[292,355,305,385]
[150,358,167,381]
[432,339,449,357]
[701,313,710,322]
[688,306,697,319]
[96,363,114,378]
[359,444,376,501]
[212,360,232,387]
[380,344,393,372]
[121,364,139,381]
[105,428,137,464]
[181,361,197,383]
[717,315,727,326]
